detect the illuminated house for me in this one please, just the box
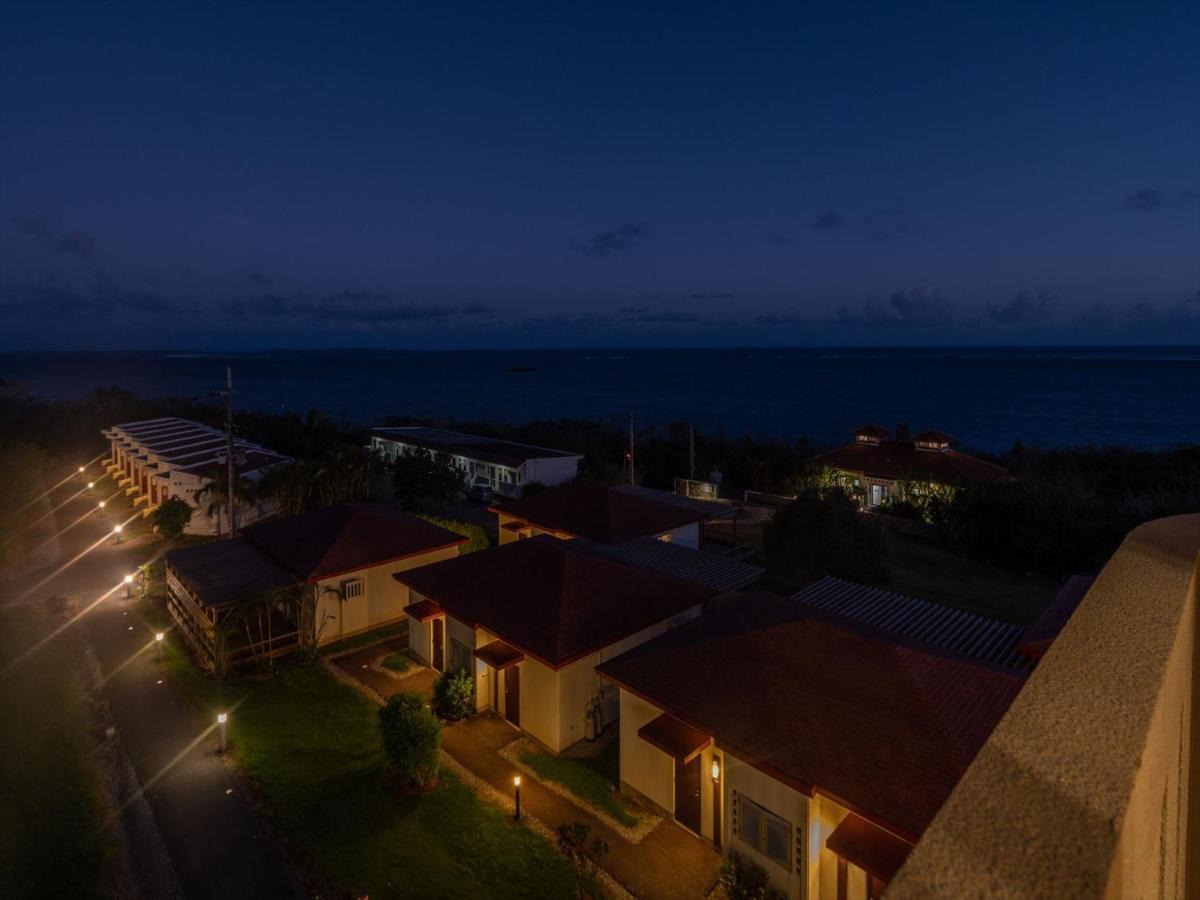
[394,535,717,752]
[807,424,1007,508]
[164,503,466,670]
[370,426,582,498]
[597,589,1029,900]
[102,417,289,534]
[493,482,733,547]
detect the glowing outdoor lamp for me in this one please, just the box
[513,775,522,821]
[98,500,106,509]
[711,757,721,783]
[112,524,123,544]
[124,573,134,597]
[155,631,164,660]
[78,466,85,473]
[87,481,95,490]
[217,712,228,752]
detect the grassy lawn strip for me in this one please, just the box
[382,650,412,672]
[155,628,574,899]
[520,741,638,827]
[319,619,408,656]
[0,606,107,899]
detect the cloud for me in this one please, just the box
[861,207,903,225]
[9,211,97,258]
[618,305,646,315]
[836,287,954,328]
[765,228,795,246]
[987,290,1059,326]
[7,276,186,319]
[688,292,735,301]
[222,290,467,325]
[1123,187,1199,211]
[812,210,844,230]
[634,311,703,324]
[868,221,907,242]
[517,313,612,331]
[248,272,271,286]
[459,301,494,316]
[571,222,646,256]
[755,309,808,326]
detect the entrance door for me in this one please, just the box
[674,755,702,834]
[432,619,444,672]
[504,665,520,726]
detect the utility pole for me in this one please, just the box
[628,412,635,486]
[689,425,695,481]
[222,366,237,538]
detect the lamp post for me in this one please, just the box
[112,524,123,545]
[87,481,95,491]
[98,500,106,510]
[155,632,164,660]
[78,466,85,474]
[124,574,134,598]
[217,713,228,753]
[513,775,522,821]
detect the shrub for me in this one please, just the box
[378,693,440,789]
[520,481,547,496]
[417,515,490,553]
[719,852,786,900]
[762,488,887,585]
[431,668,475,721]
[556,822,609,900]
[152,496,194,540]
[382,651,411,673]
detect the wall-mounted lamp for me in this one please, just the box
[711,757,721,783]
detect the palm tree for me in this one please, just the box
[195,467,259,536]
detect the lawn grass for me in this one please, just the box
[0,606,107,899]
[382,650,412,673]
[319,619,408,656]
[884,534,1059,624]
[520,739,638,827]
[154,618,575,899]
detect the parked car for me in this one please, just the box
[467,478,493,504]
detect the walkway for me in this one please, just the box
[4,468,304,900]
[333,642,722,900]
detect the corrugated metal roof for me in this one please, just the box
[612,484,737,519]
[586,536,763,592]
[791,576,1033,673]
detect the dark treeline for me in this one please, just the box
[4,388,1199,578]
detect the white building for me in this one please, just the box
[370,426,581,498]
[102,417,290,534]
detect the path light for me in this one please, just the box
[711,757,721,783]
[113,524,123,544]
[98,500,106,509]
[78,466,85,473]
[217,712,228,753]
[87,481,95,490]
[513,775,522,822]
[124,573,134,598]
[155,631,164,660]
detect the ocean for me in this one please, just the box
[2,347,1198,452]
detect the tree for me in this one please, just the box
[378,693,441,789]
[762,488,887,585]
[195,468,259,536]
[431,668,475,721]
[151,496,193,540]
[556,822,609,900]
[392,449,463,512]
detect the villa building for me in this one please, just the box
[370,426,582,498]
[807,424,1007,508]
[164,503,466,670]
[597,592,1027,899]
[394,535,717,753]
[102,417,290,534]
[493,482,733,548]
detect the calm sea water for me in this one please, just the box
[2,347,1198,452]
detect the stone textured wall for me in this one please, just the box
[888,515,1200,898]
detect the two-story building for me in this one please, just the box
[370,426,582,498]
[103,417,289,533]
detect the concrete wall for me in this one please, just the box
[723,751,810,899]
[889,514,1200,899]
[664,521,700,549]
[618,691,676,815]
[523,455,580,488]
[408,614,434,665]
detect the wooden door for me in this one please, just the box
[432,619,444,672]
[674,755,702,834]
[504,665,520,726]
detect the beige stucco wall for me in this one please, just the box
[618,690,676,814]
[724,751,810,898]
[408,614,434,665]
[664,521,700,549]
[889,514,1200,899]
[518,655,561,749]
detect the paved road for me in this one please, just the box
[2,469,304,900]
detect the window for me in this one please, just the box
[449,637,473,673]
[736,794,791,869]
[343,578,366,600]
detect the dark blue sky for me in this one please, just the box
[1,1,1197,349]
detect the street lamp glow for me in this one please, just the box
[78,466,85,473]
[124,574,133,584]
[217,712,228,753]
[113,524,123,534]
[513,775,521,787]
[155,631,164,660]
[217,712,227,724]
[513,774,522,821]
[156,632,164,642]
[98,500,106,509]
[87,481,95,489]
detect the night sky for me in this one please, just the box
[1,1,1197,350]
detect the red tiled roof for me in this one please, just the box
[492,483,710,544]
[1017,575,1094,660]
[854,423,892,439]
[826,813,913,883]
[809,439,1007,486]
[912,429,955,445]
[597,593,1024,840]
[403,598,442,622]
[638,713,712,762]
[242,503,466,582]
[393,535,713,668]
[474,640,524,670]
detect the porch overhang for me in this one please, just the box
[403,598,442,622]
[826,812,913,884]
[637,712,712,763]
[474,639,524,670]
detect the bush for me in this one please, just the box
[417,514,490,553]
[378,693,440,789]
[431,668,475,721]
[719,852,786,900]
[762,488,887,585]
[392,449,463,513]
[152,496,194,540]
[556,822,609,900]
[520,481,547,496]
